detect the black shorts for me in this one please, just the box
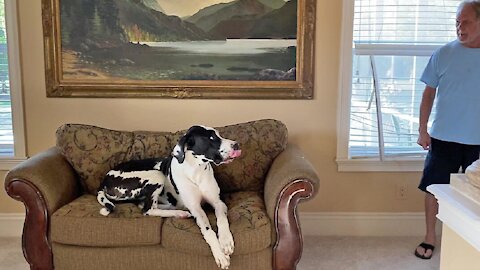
[418,137,480,192]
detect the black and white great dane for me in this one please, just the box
[97,125,241,269]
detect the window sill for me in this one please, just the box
[0,157,27,171]
[336,158,425,172]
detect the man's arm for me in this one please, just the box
[417,86,437,150]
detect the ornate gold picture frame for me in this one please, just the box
[42,0,315,99]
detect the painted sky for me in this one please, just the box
[156,0,287,17]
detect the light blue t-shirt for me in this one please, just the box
[420,40,480,145]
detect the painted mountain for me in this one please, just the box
[187,0,295,39]
[249,0,297,38]
[60,0,212,50]
[186,0,285,25]
[141,0,165,13]
[186,2,235,25]
[115,0,213,42]
[188,0,273,33]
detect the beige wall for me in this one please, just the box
[0,0,425,213]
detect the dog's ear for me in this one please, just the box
[173,135,188,163]
[173,126,198,163]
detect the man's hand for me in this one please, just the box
[417,131,431,150]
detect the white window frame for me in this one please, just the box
[336,0,443,172]
[0,0,26,170]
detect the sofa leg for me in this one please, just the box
[273,180,314,270]
[5,179,53,270]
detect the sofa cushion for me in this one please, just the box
[56,119,288,194]
[51,195,163,247]
[51,192,271,255]
[162,191,271,256]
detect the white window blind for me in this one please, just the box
[349,0,460,159]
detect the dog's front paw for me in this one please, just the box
[213,250,230,269]
[219,230,234,256]
[176,210,192,219]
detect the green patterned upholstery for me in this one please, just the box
[51,195,162,247]
[52,119,286,254]
[162,191,271,255]
[51,192,271,254]
[56,119,288,194]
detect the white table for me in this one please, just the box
[428,174,480,269]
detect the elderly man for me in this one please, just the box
[415,0,480,260]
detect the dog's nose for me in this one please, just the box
[233,142,240,150]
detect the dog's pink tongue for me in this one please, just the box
[230,150,242,158]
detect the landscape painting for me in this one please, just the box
[42,0,316,98]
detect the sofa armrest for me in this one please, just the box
[4,147,80,270]
[264,144,319,270]
[5,147,80,214]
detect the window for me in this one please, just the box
[337,0,460,171]
[0,0,26,169]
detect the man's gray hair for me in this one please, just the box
[458,0,480,18]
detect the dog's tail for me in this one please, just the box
[97,190,115,216]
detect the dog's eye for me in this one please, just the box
[209,136,215,141]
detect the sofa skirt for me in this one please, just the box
[52,243,272,270]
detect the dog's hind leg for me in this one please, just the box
[97,190,115,216]
[144,208,191,218]
[141,183,164,213]
[142,184,190,218]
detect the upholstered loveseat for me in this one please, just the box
[5,119,319,270]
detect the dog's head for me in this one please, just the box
[173,126,241,165]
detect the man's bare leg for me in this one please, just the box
[416,193,438,257]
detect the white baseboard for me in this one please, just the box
[300,212,442,237]
[0,213,24,237]
[0,212,442,238]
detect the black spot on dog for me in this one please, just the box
[159,156,173,175]
[206,227,210,231]
[140,183,162,213]
[158,156,180,195]
[105,202,115,212]
[140,183,161,197]
[169,170,179,194]
[100,197,104,202]
[113,158,162,172]
[124,189,132,197]
[167,192,177,206]
[202,159,208,163]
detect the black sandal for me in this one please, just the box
[414,242,435,259]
